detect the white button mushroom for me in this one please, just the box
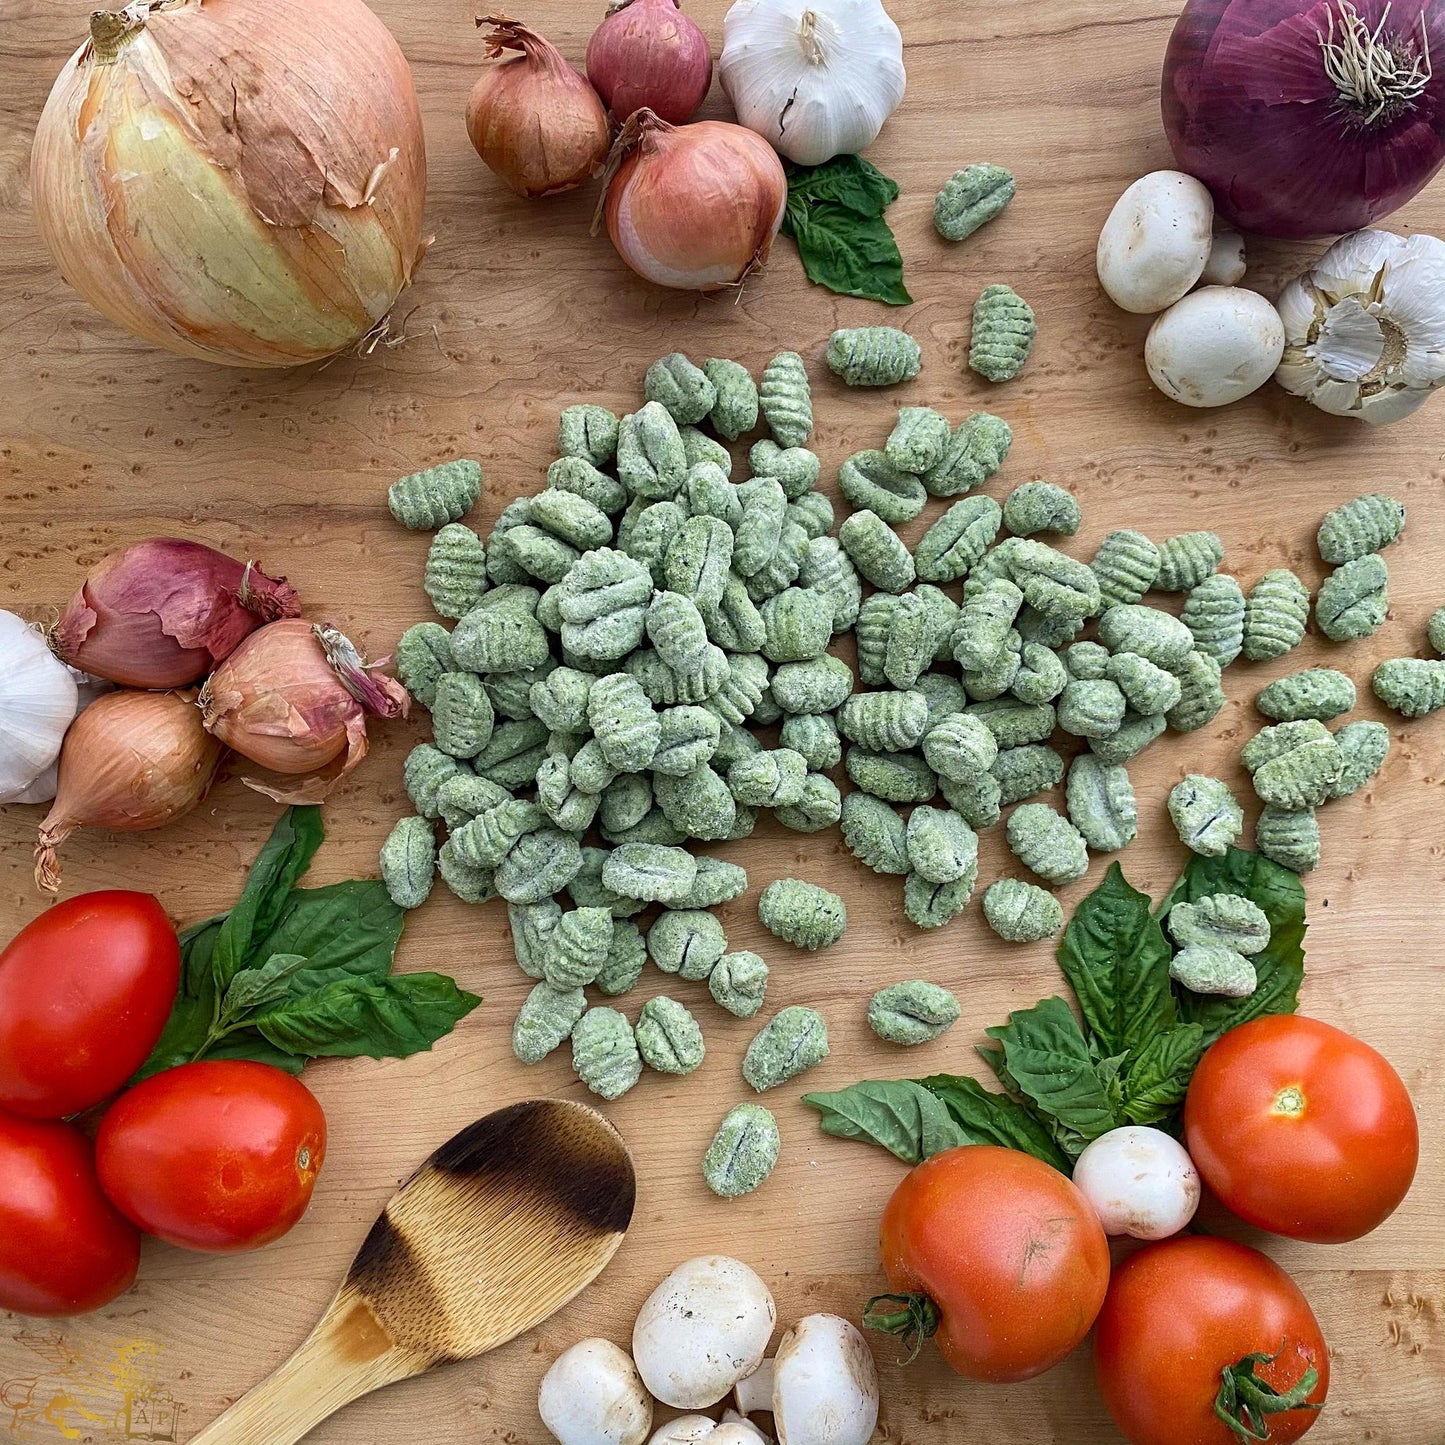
[1097,171,1215,314]
[646,1417,770,1445]
[632,1256,777,1411]
[1072,1125,1201,1240]
[539,1338,654,1445]
[1145,286,1286,408]
[1200,229,1246,287]
[733,1315,879,1445]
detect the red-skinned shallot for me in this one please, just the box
[200,620,408,804]
[52,539,301,690]
[586,0,713,125]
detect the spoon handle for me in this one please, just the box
[188,1289,426,1445]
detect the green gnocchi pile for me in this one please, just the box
[378,337,1435,1190]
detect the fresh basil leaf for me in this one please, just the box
[1160,849,1306,1047]
[253,881,404,994]
[786,203,913,306]
[983,997,1118,1153]
[221,954,311,1020]
[1058,862,1176,1058]
[916,1074,1072,1172]
[802,1080,968,1165]
[199,1030,306,1074]
[785,154,899,218]
[254,973,480,1060]
[211,807,325,988]
[1121,1023,1206,1124]
[134,921,222,1081]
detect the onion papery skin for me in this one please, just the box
[1163,0,1445,239]
[200,619,407,804]
[52,540,301,689]
[586,0,714,126]
[35,690,224,893]
[31,0,428,368]
[466,16,612,198]
[604,112,788,291]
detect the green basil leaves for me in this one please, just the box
[136,807,479,1080]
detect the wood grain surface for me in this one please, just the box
[1,2,1442,1442]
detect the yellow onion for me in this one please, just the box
[201,619,408,804]
[466,14,612,198]
[35,689,225,893]
[600,109,787,291]
[30,0,428,368]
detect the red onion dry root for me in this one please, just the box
[201,619,408,805]
[587,0,713,125]
[600,109,788,290]
[1163,0,1445,238]
[51,539,300,689]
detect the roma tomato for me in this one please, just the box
[871,1144,1110,1383]
[96,1060,325,1253]
[1184,1015,1419,1243]
[1094,1235,1328,1445]
[0,890,179,1118]
[0,1109,141,1316]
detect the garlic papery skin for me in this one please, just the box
[719,0,905,166]
[0,611,79,805]
[1275,229,1445,425]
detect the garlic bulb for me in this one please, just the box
[0,611,79,805]
[719,0,905,166]
[1276,229,1445,426]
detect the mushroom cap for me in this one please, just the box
[1145,287,1285,408]
[1096,170,1214,314]
[648,1418,722,1445]
[539,1338,653,1445]
[1072,1125,1201,1240]
[632,1256,777,1410]
[769,1315,880,1445]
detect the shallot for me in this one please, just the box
[35,690,224,893]
[51,539,301,689]
[587,0,714,125]
[600,110,787,290]
[466,15,612,198]
[201,620,408,804]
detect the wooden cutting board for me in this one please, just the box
[0,2,1441,1441]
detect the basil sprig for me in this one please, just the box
[781,155,912,307]
[804,850,1306,1172]
[137,807,480,1080]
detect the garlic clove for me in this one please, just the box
[1312,298,1387,381]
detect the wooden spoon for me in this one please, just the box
[189,1097,635,1444]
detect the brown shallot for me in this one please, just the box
[586,0,713,125]
[52,539,301,689]
[200,620,408,804]
[466,15,612,198]
[35,690,224,893]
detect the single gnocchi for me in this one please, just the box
[1315,555,1388,642]
[1155,531,1224,592]
[1168,774,1243,857]
[743,1006,829,1091]
[388,458,483,531]
[1373,657,1445,718]
[702,1103,780,1198]
[934,163,1015,241]
[758,878,847,950]
[1242,569,1310,661]
[1181,574,1245,668]
[867,981,961,1045]
[1256,668,1356,722]
[826,326,923,387]
[969,283,1036,383]
[759,350,813,447]
[982,878,1064,942]
[571,1006,643,1100]
[1317,492,1405,564]
[1006,802,1089,884]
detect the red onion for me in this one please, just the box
[587,0,713,125]
[1163,0,1445,239]
[200,619,408,804]
[52,540,301,689]
[600,110,787,290]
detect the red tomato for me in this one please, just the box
[1094,1235,1328,1445]
[1184,1015,1419,1244]
[0,890,180,1119]
[96,1060,325,1253]
[0,1109,141,1316]
[874,1144,1110,1383]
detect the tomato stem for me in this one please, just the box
[1213,1342,1323,1443]
[862,1292,939,1364]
